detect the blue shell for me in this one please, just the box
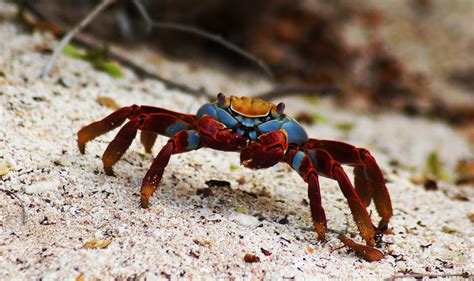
[165,121,190,137]
[186,130,200,150]
[195,102,309,145]
[291,151,306,171]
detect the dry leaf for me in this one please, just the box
[0,165,12,176]
[96,96,120,110]
[76,272,84,281]
[442,226,458,234]
[82,239,112,249]
[305,244,316,255]
[468,213,474,223]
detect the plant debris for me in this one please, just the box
[82,239,112,249]
[96,96,120,110]
[425,151,444,179]
[63,44,123,78]
[260,248,272,256]
[441,226,458,234]
[205,179,231,188]
[243,253,260,263]
[455,158,474,185]
[423,178,438,191]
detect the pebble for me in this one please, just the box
[230,213,260,227]
[24,179,61,194]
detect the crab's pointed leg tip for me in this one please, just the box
[140,197,150,209]
[104,166,115,176]
[78,141,86,154]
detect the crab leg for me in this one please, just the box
[78,105,196,153]
[102,119,139,175]
[240,130,288,169]
[78,106,137,154]
[309,148,375,246]
[140,129,200,208]
[100,112,194,176]
[307,139,392,229]
[286,150,327,241]
[141,117,249,208]
[140,131,158,153]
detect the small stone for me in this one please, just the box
[278,217,289,225]
[196,187,213,198]
[193,237,212,248]
[236,206,249,214]
[243,253,260,263]
[0,165,11,176]
[305,244,316,255]
[468,213,474,223]
[231,213,259,227]
[24,179,60,194]
[96,96,120,109]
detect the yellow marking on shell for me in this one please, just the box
[230,96,276,117]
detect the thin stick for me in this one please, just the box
[21,0,212,97]
[131,0,273,78]
[385,272,471,281]
[76,33,213,97]
[255,85,342,101]
[0,189,27,224]
[40,0,115,78]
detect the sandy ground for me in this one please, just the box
[1,4,473,280]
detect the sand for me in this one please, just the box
[0,3,473,280]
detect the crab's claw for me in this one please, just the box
[241,130,288,169]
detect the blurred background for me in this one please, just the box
[22,0,474,130]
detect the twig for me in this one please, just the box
[75,33,213,98]
[255,84,342,101]
[131,0,273,78]
[40,0,115,78]
[132,0,153,33]
[0,189,27,224]
[21,0,213,98]
[385,272,471,280]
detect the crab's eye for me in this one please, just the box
[217,93,226,106]
[276,102,285,114]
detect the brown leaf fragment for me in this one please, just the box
[96,96,120,110]
[441,226,458,234]
[196,187,213,198]
[468,213,474,223]
[453,194,469,202]
[82,239,112,249]
[456,158,474,185]
[338,235,384,262]
[76,272,84,281]
[260,248,272,256]
[423,178,438,191]
[193,237,211,248]
[244,253,260,263]
[304,245,316,255]
[188,250,200,259]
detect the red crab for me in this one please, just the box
[78,94,393,258]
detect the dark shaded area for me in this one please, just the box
[24,0,474,128]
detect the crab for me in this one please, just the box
[78,93,393,253]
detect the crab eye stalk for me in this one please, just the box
[276,102,285,115]
[217,93,226,107]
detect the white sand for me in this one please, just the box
[0,4,473,280]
